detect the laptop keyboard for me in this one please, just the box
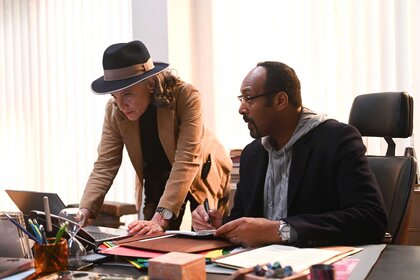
[89,231,119,240]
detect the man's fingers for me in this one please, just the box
[215,218,241,236]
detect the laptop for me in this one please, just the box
[6,189,132,249]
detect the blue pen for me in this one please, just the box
[4,213,41,243]
[28,218,43,243]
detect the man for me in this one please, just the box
[192,61,387,248]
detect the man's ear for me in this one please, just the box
[274,91,288,110]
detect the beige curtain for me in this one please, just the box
[2,0,419,217]
[168,0,419,157]
[0,0,135,213]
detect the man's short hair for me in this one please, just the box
[257,61,302,107]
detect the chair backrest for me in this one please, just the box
[349,92,417,244]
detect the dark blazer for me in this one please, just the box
[227,119,387,247]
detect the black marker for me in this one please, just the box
[203,198,212,225]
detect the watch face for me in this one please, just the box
[157,207,173,220]
[162,209,173,219]
[281,225,290,234]
[280,222,290,241]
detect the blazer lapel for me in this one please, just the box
[288,140,311,207]
[242,143,268,217]
[157,107,176,163]
[120,118,143,176]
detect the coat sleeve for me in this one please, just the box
[156,84,205,217]
[225,122,387,247]
[285,123,387,247]
[79,99,124,217]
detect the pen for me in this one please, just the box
[43,196,53,232]
[4,213,41,243]
[28,218,43,242]
[32,218,41,229]
[203,198,212,225]
[39,224,48,244]
[55,221,68,244]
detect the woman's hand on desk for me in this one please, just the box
[127,214,167,235]
[192,205,222,231]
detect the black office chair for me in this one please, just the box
[349,92,417,244]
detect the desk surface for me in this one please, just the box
[366,245,420,279]
[7,245,419,279]
[77,245,420,279]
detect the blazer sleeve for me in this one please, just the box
[285,123,387,247]
[157,84,204,217]
[79,99,124,216]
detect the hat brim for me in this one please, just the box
[91,62,169,94]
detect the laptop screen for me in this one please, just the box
[5,190,67,216]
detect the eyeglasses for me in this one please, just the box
[237,90,281,104]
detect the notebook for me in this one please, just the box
[119,234,235,253]
[5,189,132,246]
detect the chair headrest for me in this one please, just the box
[349,92,413,138]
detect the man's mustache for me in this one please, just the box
[243,115,252,123]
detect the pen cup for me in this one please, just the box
[310,264,335,280]
[34,238,68,276]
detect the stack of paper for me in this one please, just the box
[212,245,360,273]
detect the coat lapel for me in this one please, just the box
[242,142,268,217]
[157,107,176,163]
[288,140,311,207]
[119,117,143,176]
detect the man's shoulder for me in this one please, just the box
[310,119,359,135]
[297,119,361,148]
[243,139,264,152]
[240,139,267,162]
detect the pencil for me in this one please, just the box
[43,196,53,232]
[55,221,68,244]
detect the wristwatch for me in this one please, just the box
[155,207,173,220]
[278,220,290,243]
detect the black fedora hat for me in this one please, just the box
[91,40,169,94]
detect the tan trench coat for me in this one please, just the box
[80,82,232,219]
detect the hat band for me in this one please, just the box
[103,58,155,81]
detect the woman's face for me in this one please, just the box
[111,79,153,121]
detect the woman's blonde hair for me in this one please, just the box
[152,70,180,107]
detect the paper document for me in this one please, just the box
[165,229,216,236]
[213,244,356,273]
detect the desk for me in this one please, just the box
[85,245,420,280]
[8,245,417,279]
[366,245,420,279]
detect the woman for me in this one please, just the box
[79,40,232,234]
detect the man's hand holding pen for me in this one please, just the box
[192,200,223,232]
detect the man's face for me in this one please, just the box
[111,80,152,121]
[238,67,276,139]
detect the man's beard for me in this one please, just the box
[243,115,261,139]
